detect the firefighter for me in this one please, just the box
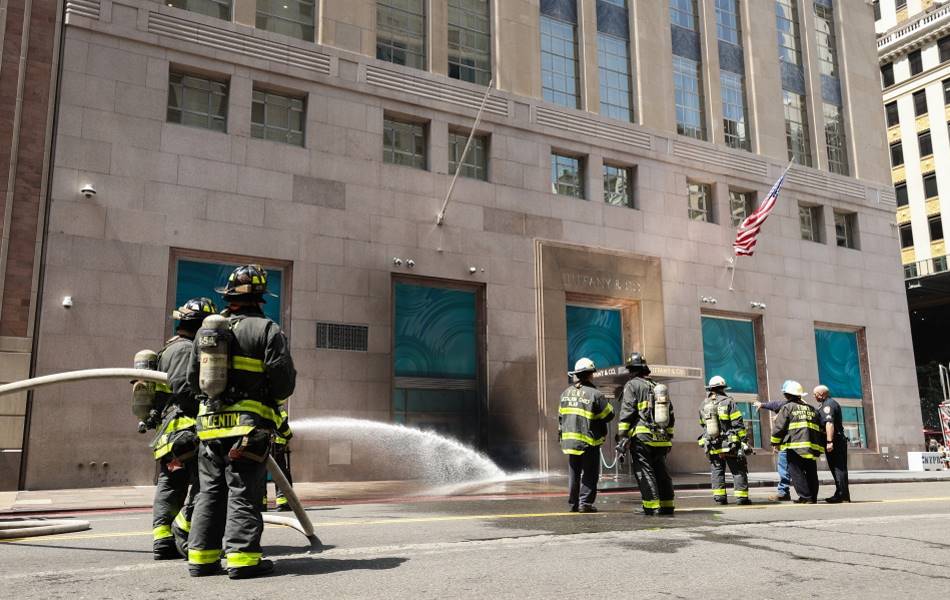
[698,376,750,505]
[617,353,675,516]
[148,297,216,560]
[269,407,294,512]
[770,380,823,504]
[558,358,615,513]
[186,265,296,579]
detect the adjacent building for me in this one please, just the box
[876,0,950,434]
[1,0,919,490]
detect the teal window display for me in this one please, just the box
[814,329,863,399]
[738,402,762,448]
[565,305,623,371]
[393,283,477,379]
[841,405,867,448]
[700,316,758,394]
[393,282,479,441]
[174,259,283,325]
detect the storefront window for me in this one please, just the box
[174,258,284,325]
[815,328,867,448]
[565,305,623,371]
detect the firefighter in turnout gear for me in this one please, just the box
[558,358,615,513]
[617,353,676,515]
[770,380,823,503]
[269,407,294,511]
[186,265,296,579]
[699,376,751,505]
[147,297,215,560]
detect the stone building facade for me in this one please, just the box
[8,0,920,490]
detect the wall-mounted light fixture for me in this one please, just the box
[701,296,718,305]
[750,301,767,310]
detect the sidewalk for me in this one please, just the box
[3,469,950,515]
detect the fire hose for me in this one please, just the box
[0,369,321,549]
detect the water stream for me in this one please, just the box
[291,417,510,485]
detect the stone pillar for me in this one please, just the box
[632,0,674,133]
[321,0,376,56]
[578,0,599,113]
[495,0,541,100]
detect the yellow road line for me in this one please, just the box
[5,496,950,544]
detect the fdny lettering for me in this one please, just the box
[200,413,240,429]
[563,387,592,406]
[791,406,814,419]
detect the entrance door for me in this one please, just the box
[393,281,481,442]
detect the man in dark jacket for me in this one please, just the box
[558,357,615,513]
[814,385,850,503]
[770,380,823,504]
[186,265,296,579]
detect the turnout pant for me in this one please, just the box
[631,443,674,512]
[567,446,601,510]
[272,445,292,507]
[787,451,819,502]
[777,450,790,496]
[827,435,850,500]
[709,454,749,500]
[152,457,197,552]
[187,437,268,569]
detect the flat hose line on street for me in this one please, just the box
[6,495,950,544]
[0,518,91,539]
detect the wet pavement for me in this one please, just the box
[3,481,950,598]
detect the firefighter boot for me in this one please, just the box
[228,559,275,580]
[153,537,180,560]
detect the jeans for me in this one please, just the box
[777,449,790,495]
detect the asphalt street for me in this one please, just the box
[3,482,950,599]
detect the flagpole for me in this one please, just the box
[436,78,495,227]
[729,162,793,292]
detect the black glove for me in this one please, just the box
[616,437,631,455]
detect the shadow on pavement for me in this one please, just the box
[268,544,336,556]
[275,556,408,576]
[2,542,152,555]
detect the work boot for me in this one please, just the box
[640,507,657,516]
[824,496,844,504]
[713,497,728,505]
[228,559,275,580]
[568,505,579,513]
[189,562,224,577]
[276,504,292,512]
[737,498,752,506]
[657,508,674,516]
[793,497,817,504]
[579,505,598,513]
[769,493,791,502]
[153,539,181,561]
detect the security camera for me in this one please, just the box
[80,184,96,199]
[62,296,73,308]
[406,259,415,268]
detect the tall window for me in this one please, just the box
[701,316,762,447]
[799,203,822,242]
[541,13,580,108]
[721,71,750,150]
[784,91,811,166]
[895,183,908,207]
[383,117,427,169]
[900,223,913,248]
[814,3,839,78]
[775,0,802,66]
[251,89,305,146]
[729,190,755,226]
[913,90,928,117]
[674,56,706,139]
[919,129,933,157]
[940,36,950,63]
[944,79,950,105]
[688,182,713,222]
[885,101,899,127]
[908,50,923,76]
[890,141,904,167]
[823,103,849,176]
[715,0,741,44]
[603,163,634,208]
[168,0,231,21]
[834,211,857,249]
[448,131,488,181]
[670,0,698,30]
[377,0,426,70]
[551,152,585,198]
[924,172,939,199]
[930,215,944,242]
[448,0,491,86]
[598,17,632,122]
[167,71,228,132]
[881,63,894,88]
[257,0,315,41]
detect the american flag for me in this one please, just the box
[733,168,790,257]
